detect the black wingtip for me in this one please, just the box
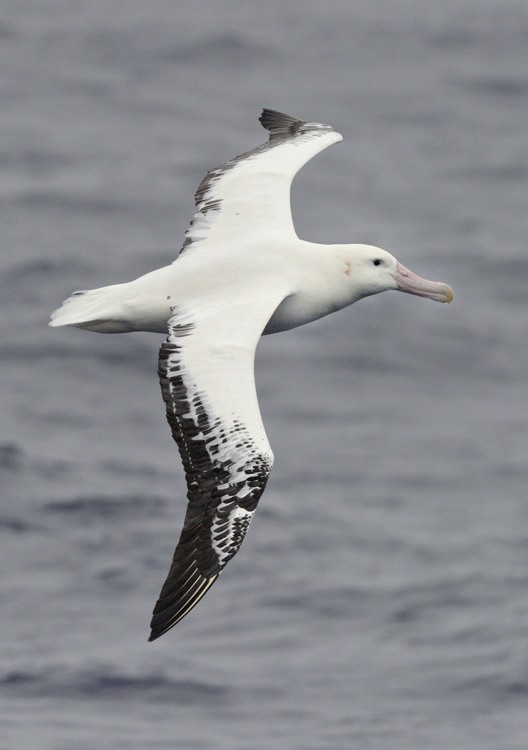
[258,108,306,139]
[148,571,221,641]
[148,622,169,642]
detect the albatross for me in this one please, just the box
[50,109,453,641]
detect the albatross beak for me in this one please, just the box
[395,261,454,304]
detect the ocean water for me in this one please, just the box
[2,1,528,748]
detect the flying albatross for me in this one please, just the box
[50,109,453,641]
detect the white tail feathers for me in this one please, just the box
[49,285,135,333]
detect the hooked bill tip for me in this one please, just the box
[443,285,454,304]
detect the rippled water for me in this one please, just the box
[2,1,528,748]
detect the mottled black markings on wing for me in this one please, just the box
[149,313,272,640]
[180,108,335,253]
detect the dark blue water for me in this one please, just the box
[2,1,528,747]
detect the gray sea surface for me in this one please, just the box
[2,1,528,748]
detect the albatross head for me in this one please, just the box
[344,245,454,304]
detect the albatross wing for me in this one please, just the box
[179,108,342,254]
[149,281,292,640]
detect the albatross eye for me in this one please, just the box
[372,259,383,266]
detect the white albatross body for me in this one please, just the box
[50,109,453,640]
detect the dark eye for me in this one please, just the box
[372,259,383,266]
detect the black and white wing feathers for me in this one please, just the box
[179,108,342,254]
[149,284,291,640]
[150,109,341,639]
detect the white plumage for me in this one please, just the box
[50,109,453,640]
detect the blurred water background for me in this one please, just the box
[2,1,528,748]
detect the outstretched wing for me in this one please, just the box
[149,283,292,640]
[179,108,342,255]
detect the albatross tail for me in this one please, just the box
[49,284,136,333]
